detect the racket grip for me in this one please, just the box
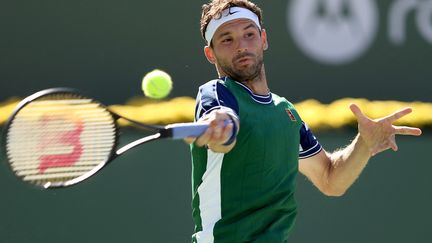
[166,123,209,139]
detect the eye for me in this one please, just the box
[221,37,232,44]
[245,32,256,38]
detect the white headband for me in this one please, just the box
[205,7,261,44]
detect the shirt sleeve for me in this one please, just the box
[299,122,322,159]
[194,80,239,121]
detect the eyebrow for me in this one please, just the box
[243,23,256,30]
[216,23,258,40]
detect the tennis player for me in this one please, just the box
[188,0,422,242]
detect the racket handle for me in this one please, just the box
[166,123,209,139]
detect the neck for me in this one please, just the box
[239,66,269,95]
[218,65,269,95]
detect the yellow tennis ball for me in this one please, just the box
[141,69,173,99]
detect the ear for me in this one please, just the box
[204,46,216,64]
[261,29,268,50]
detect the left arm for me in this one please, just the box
[299,134,370,196]
[299,104,422,197]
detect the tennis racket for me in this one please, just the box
[2,88,208,189]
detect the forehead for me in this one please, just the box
[213,19,259,36]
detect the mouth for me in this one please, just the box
[235,55,254,65]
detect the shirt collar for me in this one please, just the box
[223,77,273,105]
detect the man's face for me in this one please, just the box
[208,19,266,82]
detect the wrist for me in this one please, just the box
[356,133,373,157]
[222,115,238,146]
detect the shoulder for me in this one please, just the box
[299,122,322,159]
[194,79,240,119]
[196,79,230,99]
[271,93,302,119]
[196,79,237,101]
[198,79,220,91]
[198,78,228,92]
[272,94,295,107]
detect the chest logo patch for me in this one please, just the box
[286,109,297,122]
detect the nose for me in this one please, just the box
[236,37,249,53]
[237,47,248,53]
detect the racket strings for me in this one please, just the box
[6,93,116,187]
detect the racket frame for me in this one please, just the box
[2,88,121,188]
[2,88,208,188]
[2,88,166,188]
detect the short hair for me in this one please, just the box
[200,0,263,45]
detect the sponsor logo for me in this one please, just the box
[288,0,379,65]
[389,0,432,45]
[287,0,432,65]
[286,109,297,121]
[228,8,240,15]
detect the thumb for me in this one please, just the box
[183,137,196,145]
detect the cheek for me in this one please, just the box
[214,48,234,64]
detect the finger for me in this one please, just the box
[184,137,196,144]
[198,115,211,122]
[197,119,225,147]
[210,121,224,141]
[394,126,422,136]
[349,103,368,122]
[194,126,214,147]
[370,145,379,157]
[220,121,234,144]
[385,107,412,122]
[389,135,398,151]
[208,120,232,145]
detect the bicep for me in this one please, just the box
[299,149,331,187]
[297,122,330,188]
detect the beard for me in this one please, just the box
[217,51,264,82]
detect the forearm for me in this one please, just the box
[325,134,372,195]
[301,104,421,197]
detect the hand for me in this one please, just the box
[184,110,235,151]
[350,103,422,156]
